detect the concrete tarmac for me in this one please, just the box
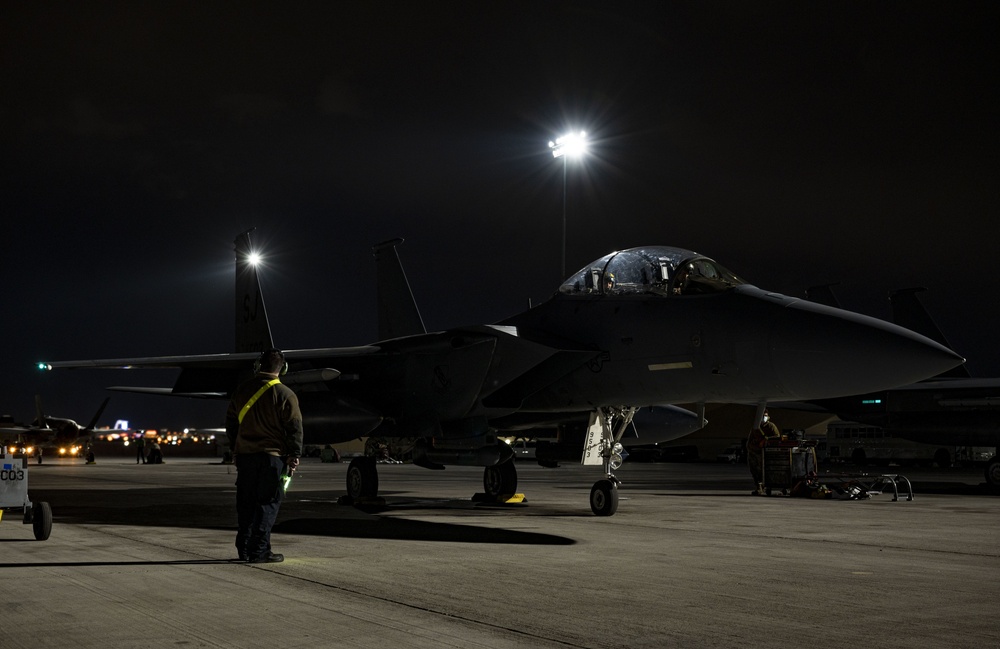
[2,457,998,648]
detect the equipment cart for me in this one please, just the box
[0,452,52,540]
[761,440,818,496]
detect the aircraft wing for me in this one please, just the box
[0,425,58,449]
[0,425,35,440]
[41,347,379,398]
[106,386,228,399]
[41,346,381,370]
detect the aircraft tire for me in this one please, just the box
[483,461,517,497]
[590,479,619,516]
[985,457,1000,493]
[32,502,52,541]
[347,457,379,500]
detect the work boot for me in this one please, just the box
[248,552,284,563]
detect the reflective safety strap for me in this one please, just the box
[237,378,281,424]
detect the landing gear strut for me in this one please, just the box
[584,406,637,516]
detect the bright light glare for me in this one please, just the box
[248,252,262,266]
[549,131,588,158]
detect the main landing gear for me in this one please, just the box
[346,456,379,501]
[345,452,521,503]
[483,460,517,498]
[344,409,638,516]
[986,453,1000,494]
[583,406,637,516]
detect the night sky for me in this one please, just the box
[3,2,998,429]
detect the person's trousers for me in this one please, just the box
[235,453,285,559]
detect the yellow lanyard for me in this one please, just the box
[237,378,281,424]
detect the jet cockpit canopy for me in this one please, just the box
[558,246,746,297]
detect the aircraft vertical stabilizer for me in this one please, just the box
[234,229,275,354]
[84,397,111,430]
[34,395,51,430]
[890,287,969,378]
[373,238,426,340]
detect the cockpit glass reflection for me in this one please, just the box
[558,246,745,297]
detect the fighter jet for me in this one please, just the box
[39,230,963,514]
[0,395,110,462]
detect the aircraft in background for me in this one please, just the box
[39,230,963,514]
[0,395,111,462]
[805,285,1000,491]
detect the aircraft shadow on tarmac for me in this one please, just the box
[0,558,241,568]
[26,487,575,546]
[272,516,573,545]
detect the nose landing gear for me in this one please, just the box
[583,406,636,516]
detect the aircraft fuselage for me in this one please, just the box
[299,284,963,444]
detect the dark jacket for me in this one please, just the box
[225,374,304,458]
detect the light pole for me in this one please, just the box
[549,130,587,278]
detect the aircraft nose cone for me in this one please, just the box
[770,299,965,399]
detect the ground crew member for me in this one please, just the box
[225,348,303,563]
[746,410,781,495]
[147,441,164,464]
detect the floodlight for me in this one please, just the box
[549,131,588,158]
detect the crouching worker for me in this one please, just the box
[226,348,303,563]
[147,441,164,464]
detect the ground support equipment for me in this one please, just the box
[0,452,52,540]
[760,440,818,496]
